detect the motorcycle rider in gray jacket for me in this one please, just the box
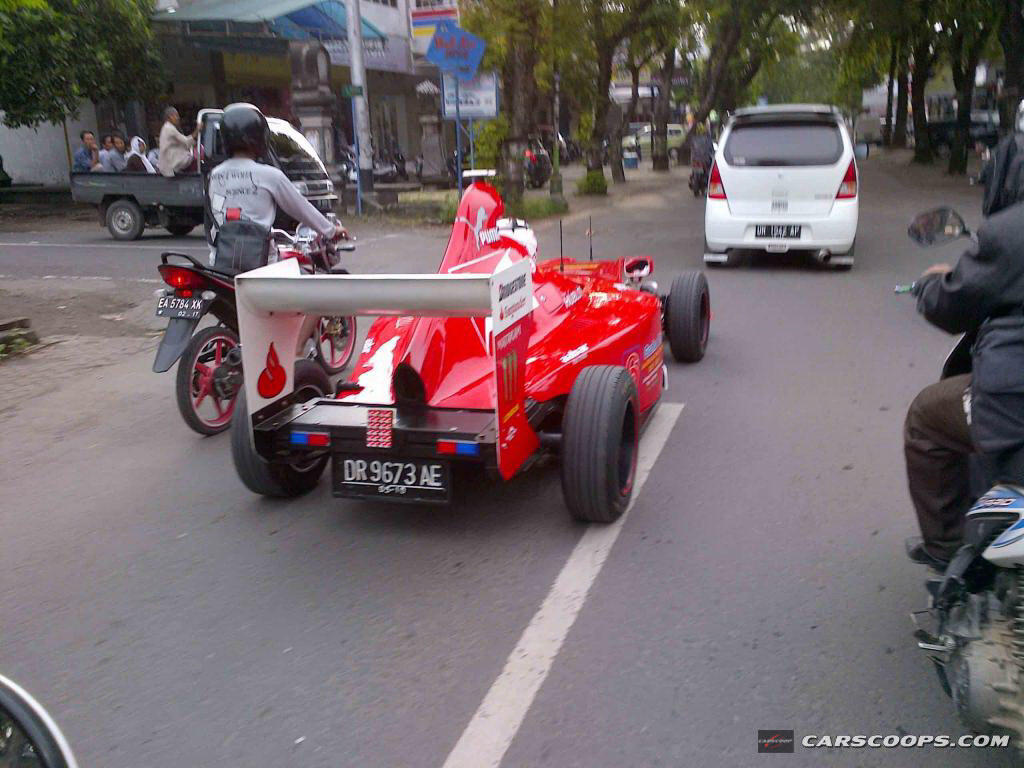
[905,152,1024,568]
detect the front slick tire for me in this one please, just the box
[231,359,330,498]
[561,366,639,523]
[666,271,710,363]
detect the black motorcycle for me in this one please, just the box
[901,206,1024,746]
[152,219,357,435]
[0,673,78,767]
[689,162,709,197]
[524,138,552,189]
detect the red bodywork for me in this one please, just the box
[337,182,665,425]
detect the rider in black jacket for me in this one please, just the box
[905,140,1024,568]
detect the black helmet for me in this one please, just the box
[221,103,269,158]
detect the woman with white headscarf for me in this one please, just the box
[125,136,156,173]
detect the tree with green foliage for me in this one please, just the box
[998,0,1024,132]
[942,0,997,174]
[682,0,811,147]
[0,0,164,129]
[463,0,549,203]
[573,0,669,187]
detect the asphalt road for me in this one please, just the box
[1,156,1015,767]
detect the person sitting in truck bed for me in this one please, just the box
[72,130,101,172]
[98,133,127,173]
[158,106,197,177]
[124,137,156,173]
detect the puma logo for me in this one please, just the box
[457,207,501,250]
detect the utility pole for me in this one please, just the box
[346,0,373,191]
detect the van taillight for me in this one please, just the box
[836,160,857,199]
[708,161,726,199]
[158,265,206,292]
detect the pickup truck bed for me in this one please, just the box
[71,172,205,240]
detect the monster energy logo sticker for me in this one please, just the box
[500,351,519,406]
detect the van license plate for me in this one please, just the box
[755,225,801,239]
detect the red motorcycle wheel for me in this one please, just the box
[315,315,357,375]
[175,326,240,435]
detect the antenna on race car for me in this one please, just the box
[559,219,564,272]
[588,215,593,261]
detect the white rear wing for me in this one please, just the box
[235,258,532,417]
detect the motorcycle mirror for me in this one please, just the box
[908,207,969,247]
[0,675,78,768]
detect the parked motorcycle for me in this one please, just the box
[339,144,402,184]
[689,162,709,198]
[524,138,552,189]
[152,218,357,435]
[900,206,1024,745]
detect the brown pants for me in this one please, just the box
[904,374,974,560]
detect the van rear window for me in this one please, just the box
[724,121,843,166]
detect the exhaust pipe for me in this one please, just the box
[815,248,832,264]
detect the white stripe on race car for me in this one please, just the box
[442,403,685,768]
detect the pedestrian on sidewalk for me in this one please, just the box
[158,107,197,177]
[72,130,101,172]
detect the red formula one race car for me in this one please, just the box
[230,182,710,522]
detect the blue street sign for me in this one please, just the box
[425,20,485,82]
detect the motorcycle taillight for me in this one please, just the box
[525,149,536,162]
[158,264,206,292]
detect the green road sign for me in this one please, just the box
[342,85,364,98]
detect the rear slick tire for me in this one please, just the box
[231,359,330,498]
[561,366,639,523]
[665,271,710,363]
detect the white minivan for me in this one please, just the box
[704,104,865,270]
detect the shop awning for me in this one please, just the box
[155,0,385,41]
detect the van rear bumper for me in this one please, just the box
[704,198,858,255]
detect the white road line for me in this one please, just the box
[0,241,208,251]
[0,274,162,284]
[442,403,685,768]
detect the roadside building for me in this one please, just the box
[1,0,460,186]
[0,102,99,187]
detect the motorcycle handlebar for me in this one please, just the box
[271,228,297,245]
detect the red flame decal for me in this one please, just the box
[257,343,286,399]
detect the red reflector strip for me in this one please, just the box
[291,431,330,447]
[366,408,394,448]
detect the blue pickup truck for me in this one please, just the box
[71,112,337,240]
